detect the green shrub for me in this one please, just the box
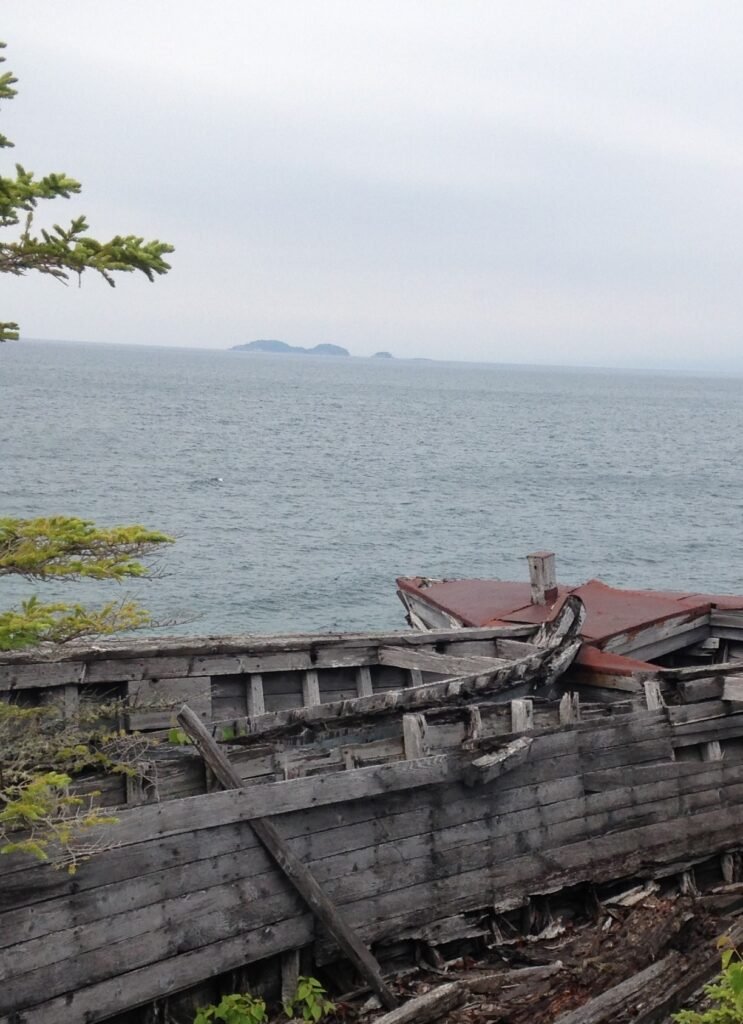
[283,976,335,1022]
[674,938,743,1024]
[194,992,267,1024]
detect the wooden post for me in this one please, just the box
[644,679,665,710]
[510,698,533,733]
[302,670,321,706]
[527,551,557,606]
[402,713,429,760]
[281,949,300,1004]
[409,668,424,687]
[247,674,265,718]
[356,665,373,697]
[463,704,482,748]
[177,705,398,1011]
[559,692,580,724]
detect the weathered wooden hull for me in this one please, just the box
[3,683,743,1022]
[3,606,743,1023]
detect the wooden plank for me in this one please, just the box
[629,624,710,662]
[247,674,265,717]
[356,666,373,697]
[281,949,300,1004]
[402,714,429,760]
[378,646,507,675]
[302,670,321,707]
[723,675,743,703]
[176,705,398,1010]
[0,912,316,1024]
[0,661,85,690]
[464,737,533,786]
[643,679,664,710]
[409,668,424,688]
[677,676,724,702]
[602,613,710,658]
[510,698,533,733]
[127,676,211,731]
[559,692,580,724]
[552,952,683,1024]
[372,982,465,1024]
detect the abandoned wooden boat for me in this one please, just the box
[397,551,743,699]
[3,599,743,1023]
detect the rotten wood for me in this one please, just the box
[371,982,465,1024]
[464,736,533,786]
[176,704,398,1010]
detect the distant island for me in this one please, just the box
[231,340,349,357]
[371,351,394,359]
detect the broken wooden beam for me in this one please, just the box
[218,611,585,745]
[371,982,466,1024]
[378,646,508,675]
[176,704,398,1010]
[463,736,533,787]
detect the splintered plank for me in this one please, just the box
[464,737,533,786]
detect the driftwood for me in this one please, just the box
[176,705,398,1011]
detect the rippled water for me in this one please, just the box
[2,341,742,635]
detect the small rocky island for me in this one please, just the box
[232,340,350,356]
[371,351,394,359]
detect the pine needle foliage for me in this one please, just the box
[0,516,172,581]
[0,39,173,341]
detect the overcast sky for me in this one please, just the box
[2,2,743,368]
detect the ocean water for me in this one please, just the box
[2,341,742,636]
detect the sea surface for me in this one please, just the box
[2,341,742,637]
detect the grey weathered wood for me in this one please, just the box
[510,698,533,733]
[356,665,373,697]
[643,679,665,710]
[527,551,557,605]
[603,613,710,659]
[657,659,743,682]
[5,705,743,1022]
[372,982,465,1024]
[228,637,583,743]
[463,704,482,746]
[302,669,321,707]
[552,952,683,1024]
[402,714,429,760]
[723,675,743,702]
[127,675,211,731]
[281,949,300,1004]
[464,737,533,786]
[409,668,424,688]
[378,646,507,675]
[247,674,265,717]
[176,705,398,1010]
[559,692,580,724]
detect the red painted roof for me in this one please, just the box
[397,575,743,647]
